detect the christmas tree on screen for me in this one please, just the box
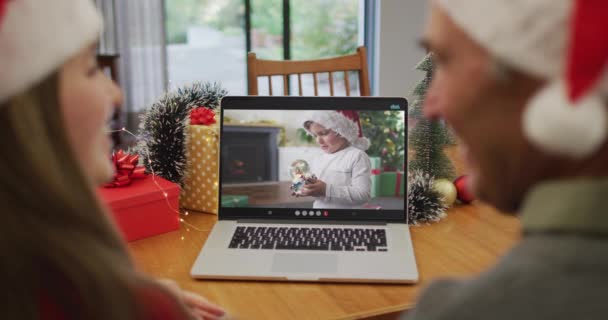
[360,110,405,171]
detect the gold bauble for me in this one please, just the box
[433,179,457,207]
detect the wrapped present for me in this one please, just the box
[370,168,382,198]
[221,195,249,208]
[180,123,220,214]
[369,157,383,198]
[379,171,405,197]
[98,176,180,242]
[369,156,382,170]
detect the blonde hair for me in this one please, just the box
[0,73,190,319]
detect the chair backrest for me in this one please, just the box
[247,46,370,96]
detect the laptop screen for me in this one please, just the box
[219,96,407,223]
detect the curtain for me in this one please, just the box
[95,0,167,130]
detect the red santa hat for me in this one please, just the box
[0,0,103,103]
[303,110,370,151]
[437,0,608,158]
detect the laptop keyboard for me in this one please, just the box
[228,226,388,252]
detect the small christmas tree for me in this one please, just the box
[408,53,455,180]
[360,111,405,171]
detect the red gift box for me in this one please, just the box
[98,176,180,241]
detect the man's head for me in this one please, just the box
[422,1,608,212]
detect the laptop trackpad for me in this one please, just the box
[271,253,338,274]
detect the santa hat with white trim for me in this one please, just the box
[0,0,103,103]
[436,0,608,158]
[303,110,370,151]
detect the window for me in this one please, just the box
[165,0,368,95]
[165,0,247,94]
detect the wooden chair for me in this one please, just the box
[247,46,370,96]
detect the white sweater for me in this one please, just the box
[310,145,372,209]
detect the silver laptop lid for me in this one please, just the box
[218,96,407,224]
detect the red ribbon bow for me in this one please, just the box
[190,106,217,125]
[103,150,147,188]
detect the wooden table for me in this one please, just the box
[128,203,520,320]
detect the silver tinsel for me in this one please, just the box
[407,169,447,225]
[135,82,228,184]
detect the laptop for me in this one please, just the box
[190,96,418,283]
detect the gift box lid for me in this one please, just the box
[98,176,180,210]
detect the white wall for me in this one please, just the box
[376,0,428,99]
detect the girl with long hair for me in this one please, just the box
[0,1,226,319]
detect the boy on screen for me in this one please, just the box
[299,110,372,209]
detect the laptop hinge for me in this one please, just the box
[233,219,387,226]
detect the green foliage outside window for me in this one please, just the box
[165,0,360,60]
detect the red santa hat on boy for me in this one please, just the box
[0,0,103,103]
[303,110,370,151]
[437,0,608,158]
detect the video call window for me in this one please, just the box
[220,109,405,211]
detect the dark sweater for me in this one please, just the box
[405,178,608,320]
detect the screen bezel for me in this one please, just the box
[218,96,408,223]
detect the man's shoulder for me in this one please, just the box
[404,234,608,320]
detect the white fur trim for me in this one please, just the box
[523,80,608,158]
[436,0,570,80]
[436,0,608,99]
[437,0,608,158]
[303,111,369,150]
[352,137,370,151]
[0,0,103,103]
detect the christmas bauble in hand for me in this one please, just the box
[454,175,475,204]
[289,160,317,196]
[289,159,310,179]
[432,179,457,207]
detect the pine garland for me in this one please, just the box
[135,82,228,184]
[176,82,228,111]
[407,169,447,225]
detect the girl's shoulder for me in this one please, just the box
[134,284,188,320]
[39,285,186,320]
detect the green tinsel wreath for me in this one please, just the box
[407,169,447,225]
[136,82,228,184]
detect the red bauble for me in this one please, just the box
[454,175,475,204]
